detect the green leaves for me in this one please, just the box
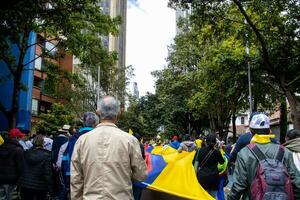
[0,0,123,127]
[157,0,296,135]
[35,103,75,134]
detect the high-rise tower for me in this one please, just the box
[100,0,127,108]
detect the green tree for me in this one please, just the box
[139,93,164,137]
[117,97,144,135]
[0,0,120,128]
[154,4,280,140]
[35,103,75,134]
[169,0,300,129]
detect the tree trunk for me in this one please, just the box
[8,32,29,129]
[279,97,287,144]
[232,113,237,144]
[285,90,300,130]
[208,112,216,132]
[253,97,258,112]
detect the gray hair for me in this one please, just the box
[98,96,120,120]
[83,112,99,127]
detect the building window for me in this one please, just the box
[34,55,42,70]
[45,41,57,55]
[40,105,46,112]
[241,116,245,125]
[33,78,43,88]
[37,35,45,47]
[31,99,39,116]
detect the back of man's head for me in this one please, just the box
[286,129,300,141]
[83,112,99,127]
[205,133,217,148]
[249,113,270,135]
[98,96,120,121]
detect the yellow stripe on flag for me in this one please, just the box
[148,148,214,200]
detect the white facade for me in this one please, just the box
[229,113,250,126]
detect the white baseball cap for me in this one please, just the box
[249,114,270,129]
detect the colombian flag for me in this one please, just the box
[135,145,214,200]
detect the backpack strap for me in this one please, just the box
[275,145,285,162]
[247,143,266,161]
[199,149,214,169]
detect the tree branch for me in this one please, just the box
[223,17,245,25]
[23,41,60,67]
[25,37,59,51]
[233,0,272,69]
[286,74,300,87]
[264,80,285,95]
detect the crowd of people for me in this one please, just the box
[0,95,299,200]
[0,114,100,200]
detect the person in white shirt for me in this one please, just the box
[19,135,33,151]
[43,136,53,152]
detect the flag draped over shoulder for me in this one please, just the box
[136,145,214,200]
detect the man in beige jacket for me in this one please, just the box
[71,96,148,200]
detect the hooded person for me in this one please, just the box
[178,134,197,153]
[227,114,292,200]
[284,129,300,199]
[18,134,53,200]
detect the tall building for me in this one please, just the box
[100,0,127,74]
[110,0,127,71]
[132,82,139,99]
[100,0,127,108]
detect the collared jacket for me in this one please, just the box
[227,143,291,200]
[284,137,300,199]
[71,123,148,200]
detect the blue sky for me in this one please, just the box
[126,0,176,96]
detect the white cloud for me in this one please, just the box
[126,0,176,96]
